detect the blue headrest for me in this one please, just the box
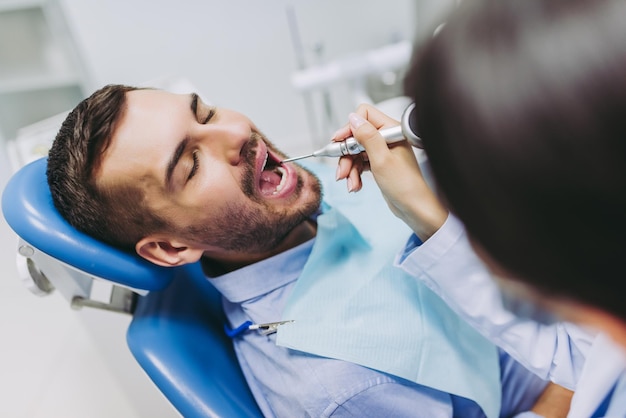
[1,157,174,291]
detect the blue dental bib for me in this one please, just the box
[277,163,501,418]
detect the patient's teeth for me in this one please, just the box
[273,167,287,194]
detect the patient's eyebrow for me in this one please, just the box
[165,137,189,189]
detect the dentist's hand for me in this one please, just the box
[333,104,448,241]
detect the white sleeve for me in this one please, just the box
[395,214,593,390]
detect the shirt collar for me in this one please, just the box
[205,205,329,304]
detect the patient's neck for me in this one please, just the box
[202,219,317,275]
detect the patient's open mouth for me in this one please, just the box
[259,151,287,196]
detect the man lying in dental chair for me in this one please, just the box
[46,84,572,418]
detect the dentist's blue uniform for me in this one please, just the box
[396,214,626,418]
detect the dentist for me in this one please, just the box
[335,0,626,416]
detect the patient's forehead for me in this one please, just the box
[97,90,189,186]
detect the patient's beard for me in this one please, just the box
[182,137,322,255]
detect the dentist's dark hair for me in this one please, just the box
[47,84,169,251]
[405,0,626,318]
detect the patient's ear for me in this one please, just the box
[135,236,204,267]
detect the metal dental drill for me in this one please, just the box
[281,102,422,163]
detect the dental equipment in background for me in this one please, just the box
[281,102,421,163]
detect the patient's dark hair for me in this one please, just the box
[47,84,169,251]
[405,0,626,318]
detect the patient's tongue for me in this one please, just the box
[260,170,281,195]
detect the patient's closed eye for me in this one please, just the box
[188,150,200,181]
[196,100,215,125]
[190,92,216,124]
[198,106,216,124]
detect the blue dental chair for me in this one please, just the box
[1,157,263,418]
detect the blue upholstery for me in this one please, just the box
[2,157,263,417]
[2,157,173,291]
[129,262,262,417]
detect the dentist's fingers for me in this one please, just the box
[347,112,396,168]
[336,153,369,182]
[336,155,353,181]
[346,156,366,192]
[333,104,399,183]
[331,123,353,143]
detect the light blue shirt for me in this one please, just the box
[396,213,626,417]
[205,166,550,417]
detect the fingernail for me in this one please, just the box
[347,178,354,192]
[335,164,341,181]
[349,113,366,129]
[330,127,342,140]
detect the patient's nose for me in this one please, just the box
[201,121,251,164]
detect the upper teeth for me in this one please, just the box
[262,152,269,170]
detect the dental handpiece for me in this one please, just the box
[282,102,421,163]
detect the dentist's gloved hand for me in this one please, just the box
[333,103,448,242]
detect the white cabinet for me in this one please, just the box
[0,0,89,168]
